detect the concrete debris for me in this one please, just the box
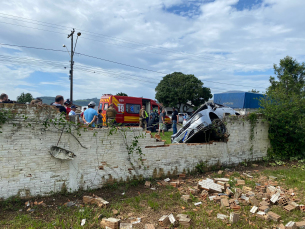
[164,178,170,182]
[120,223,133,229]
[214,178,230,182]
[250,206,258,214]
[64,201,76,207]
[198,178,223,193]
[81,219,86,226]
[209,196,216,201]
[217,213,228,220]
[229,212,239,224]
[259,205,270,213]
[237,180,245,185]
[177,214,191,227]
[270,192,281,203]
[256,211,268,220]
[194,202,202,206]
[220,198,229,208]
[269,176,277,180]
[168,214,178,226]
[130,218,141,224]
[243,173,253,178]
[285,221,297,229]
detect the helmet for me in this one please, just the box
[88,101,96,106]
[64,99,71,105]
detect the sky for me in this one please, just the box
[0,0,304,101]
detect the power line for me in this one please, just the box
[0,12,252,67]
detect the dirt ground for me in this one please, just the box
[1,161,305,228]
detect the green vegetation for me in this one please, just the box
[260,56,305,159]
[16,92,33,103]
[155,72,212,112]
[116,92,128,96]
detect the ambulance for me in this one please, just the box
[99,94,172,130]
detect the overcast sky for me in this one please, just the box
[0,0,304,101]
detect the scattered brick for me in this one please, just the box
[231,205,241,211]
[177,214,191,227]
[277,223,285,229]
[100,218,120,229]
[229,212,239,224]
[234,188,242,199]
[242,186,252,193]
[201,190,209,200]
[217,213,228,220]
[83,196,95,204]
[296,221,305,229]
[249,196,259,206]
[218,170,223,174]
[120,223,132,229]
[300,205,305,212]
[259,201,270,207]
[181,195,191,203]
[170,182,178,187]
[237,180,245,185]
[92,197,109,208]
[144,224,155,229]
[267,211,281,222]
[144,181,151,188]
[221,198,229,208]
[179,174,186,179]
[258,205,269,213]
[158,215,170,227]
[283,204,296,212]
[278,197,289,206]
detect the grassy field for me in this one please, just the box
[1,162,305,228]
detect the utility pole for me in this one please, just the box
[67,28,75,104]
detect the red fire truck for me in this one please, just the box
[99,94,171,130]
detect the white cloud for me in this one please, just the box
[0,0,304,101]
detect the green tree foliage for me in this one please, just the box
[260,56,305,158]
[116,92,128,96]
[16,93,33,103]
[155,72,212,112]
[249,89,260,93]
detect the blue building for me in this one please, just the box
[214,91,264,109]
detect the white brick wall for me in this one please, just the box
[0,104,269,199]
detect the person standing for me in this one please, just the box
[139,105,148,130]
[69,105,77,115]
[97,109,103,128]
[64,99,72,114]
[106,103,117,126]
[158,109,166,136]
[82,101,98,127]
[172,107,179,134]
[51,95,67,114]
[0,93,8,103]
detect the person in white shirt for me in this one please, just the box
[69,105,77,116]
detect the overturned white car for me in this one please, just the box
[171,102,239,143]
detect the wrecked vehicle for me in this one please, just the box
[171,102,239,143]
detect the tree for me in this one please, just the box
[249,89,260,93]
[16,92,33,103]
[155,72,212,112]
[260,56,305,158]
[116,92,128,96]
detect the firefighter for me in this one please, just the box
[106,103,117,126]
[139,105,148,130]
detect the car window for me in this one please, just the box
[104,103,108,110]
[126,104,141,114]
[99,103,103,110]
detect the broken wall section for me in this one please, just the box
[0,104,269,199]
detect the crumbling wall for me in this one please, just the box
[0,104,269,199]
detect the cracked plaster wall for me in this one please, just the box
[0,104,269,199]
